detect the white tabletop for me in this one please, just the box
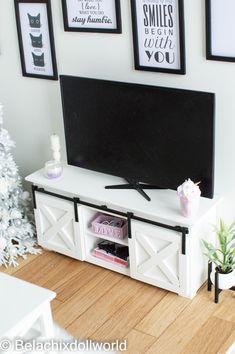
[0,273,55,336]
[26,165,220,227]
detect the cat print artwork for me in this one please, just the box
[32,52,45,67]
[28,13,41,28]
[30,33,43,48]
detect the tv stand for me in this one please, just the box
[105,178,162,201]
[26,165,220,299]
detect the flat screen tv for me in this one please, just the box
[60,75,215,200]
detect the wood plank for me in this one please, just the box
[181,317,235,354]
[135,291,190,338]
[214,290,235,323]
[91,285,166,341]
[43,260,91,302]
[51,299,62,312]
[146,286,218,354]
[54,268,123,329]
[0,251,42,276]
[121,329,156,354]
[13,250,66,285]
[67,277,147,339]
[13,250,91,303]
[217,328,235,354]
[1,251,234,354]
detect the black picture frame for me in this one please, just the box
[14,0,58,80]
[62,0,122,33]
[130,0,186,75]
[206,0,235,62]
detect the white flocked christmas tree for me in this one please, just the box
[0,103,40,266]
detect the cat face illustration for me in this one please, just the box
[32,52,45,67]
[30,33,43,48]
[28,13,41,28]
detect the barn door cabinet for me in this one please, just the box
[34,191,84,260]
[26,165,219,299]
[128,216,216,298]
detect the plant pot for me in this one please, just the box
[210,269,235,290]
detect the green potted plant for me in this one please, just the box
[203,219,235,289]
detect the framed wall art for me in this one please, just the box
[62,0,122,33]
[14,0,58,80]
[206,0,235,62]
[131,0,186,74]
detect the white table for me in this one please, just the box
[0,272,56,349]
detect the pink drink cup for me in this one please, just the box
[179,195,200,218]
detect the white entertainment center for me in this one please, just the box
[26,165,219,299]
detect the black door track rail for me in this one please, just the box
[32,185,189,255]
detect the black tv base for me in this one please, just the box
[105,178,162,202]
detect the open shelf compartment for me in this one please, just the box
[80,205,130,276]
[81,205,128,245]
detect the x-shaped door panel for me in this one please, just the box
[39,203,75,250]
[130,220,181,293]
[34,192,82,259]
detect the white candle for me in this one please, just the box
[50,134,60,150]
[45,160,63,179]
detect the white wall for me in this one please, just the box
[0,0,234,220]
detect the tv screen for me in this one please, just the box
[60,75,215,198]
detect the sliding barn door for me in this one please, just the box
[34,192,84,260]
[129,220,185,294]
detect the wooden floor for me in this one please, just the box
[2,251,235,354]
